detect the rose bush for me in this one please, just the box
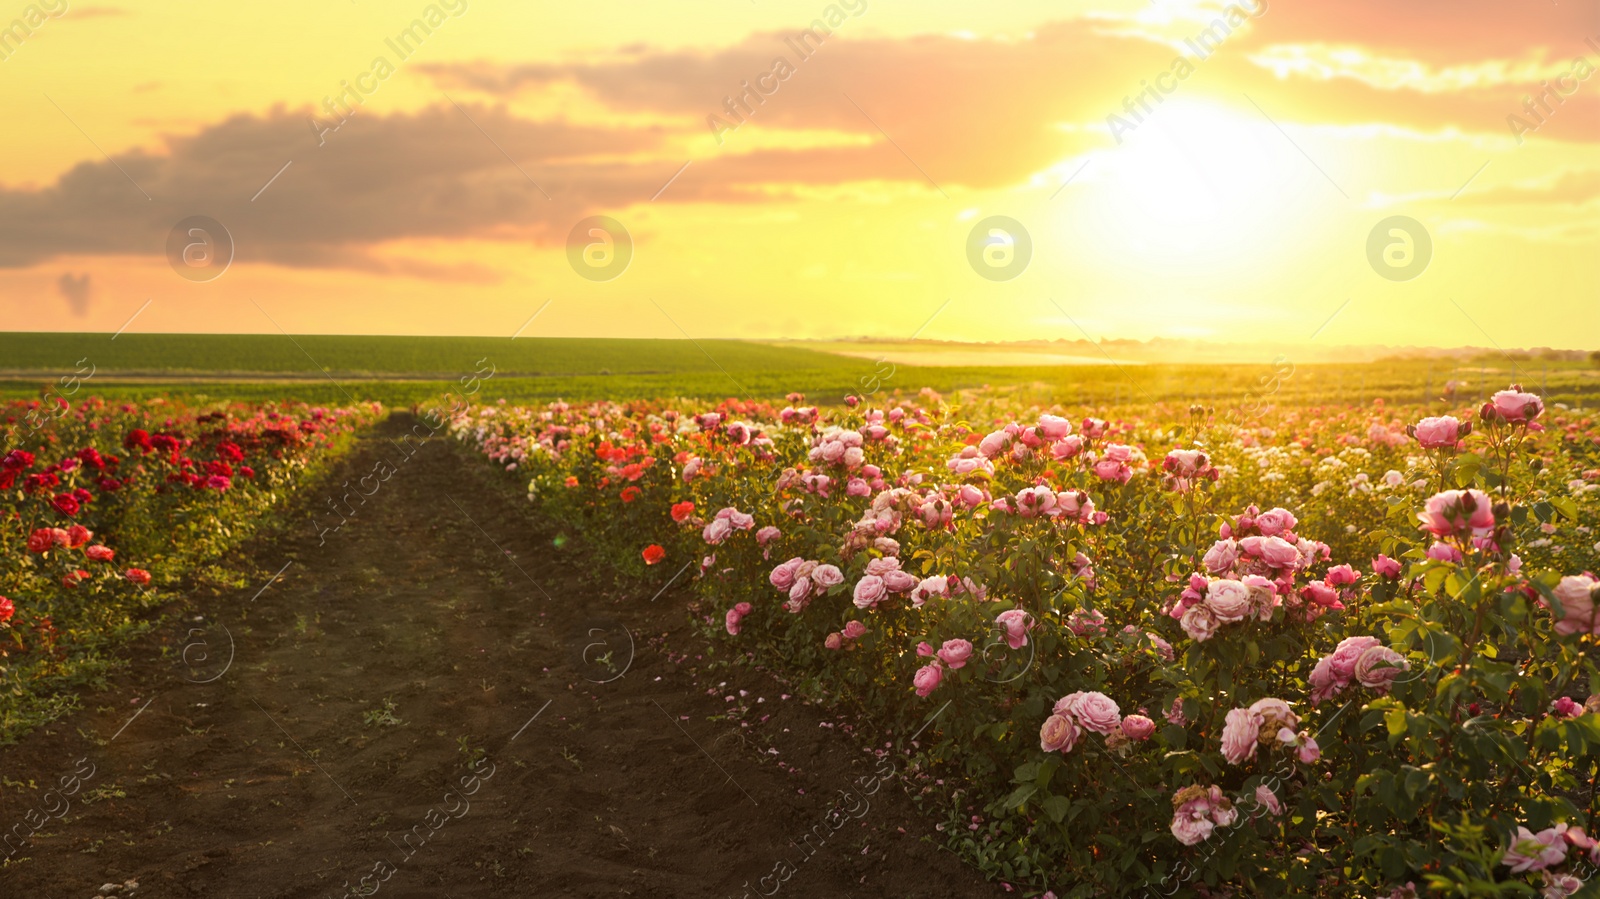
[445,384,1600,897]
[1,395,378,738]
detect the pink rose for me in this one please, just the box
[1202,539,1240,574]
[769,557,804,591]
[1426,541,1464,563]
[978,430,1011,458]
[1039,714,1080,753]
[1308,656,1342,704]
[1255,784,1284,816]
[1069,691,1122,735]
[702,517,733,545]
[724,609,744,635]
[852,575,887,609]
[1503,825,1567,873]
[913,663,943,697]
[1255,507,1298,537]
[1354,645,1409,692]
[1418,489,1494,537]
[1248,698,1299,733]
[824,632,843,650]
[881,570,920,593]
[1551,575,1600,636]
[1491,389,1544,423]
[1372,554,1402,579]
[916,641,935,657]
[842,620,867,640]
[1551,696,1583,718]
[1205,579,1252,623]
[1328,635,1382,682]
[1301,581,1343,611]
[936,639,974,670]
[1050,436,1084,461]
[1255,536,1301,568]
[1037,414,1072,440]
[994,609,1031,649]
[1180,605,1220,642]
[1296,735,1321,764]
[1325,564,1359,587]
[1220,708,1261,765]
[1165,697,1188,726]
[755,526,781,546]
[812,564,844,589]
[1413,415,1462,449]
[1121,714,1156,742]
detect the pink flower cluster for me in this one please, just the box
[1169,575,1278,642]
[992,486,1103,525]
[1066,607,1106,636]
[1218,698,1317,765]
[702,506,755,545]
[724,602,753,635]
[852,556,920,609]
[824,619,867,650]
[808,427,866,470]
[1309,636,1409,704]
[768,557,845,614]
[1039,691,1150,755]
[1161,448,1219,493]
[1502,822,1599,874]
[1090,443,1136,484]
[1169,785,1237,846]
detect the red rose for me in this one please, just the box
[670,501,695,523]
[85,545,115,562]
[26,528,54,553]
[124,568,152,586]
[620,486,641,503]
[51,493,80,516]
[64,525,92,548]
[62,569,90,589]
[0,596,13,625]
[642,544,666,565]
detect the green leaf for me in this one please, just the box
[1042,795,1071,823]
[1385,708,1408,739]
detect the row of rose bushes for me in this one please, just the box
[1,395,380,739]
[444,385,1600,897]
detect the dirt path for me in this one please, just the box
[0,415,1006,899]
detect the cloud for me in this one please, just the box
[65,6,131,19]
[1456,169,1600,206]
[0,105,673,273]
[56,271,91,315]
[3,12,1596,276]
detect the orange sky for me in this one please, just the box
[0,0,1595,348]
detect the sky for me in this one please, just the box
[0,0,1596,349]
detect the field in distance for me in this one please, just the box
[0,332,1592,408]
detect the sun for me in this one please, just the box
[1072,99,1337,274]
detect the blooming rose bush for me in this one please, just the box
[445,383,1600,897]
[1,395,378,737]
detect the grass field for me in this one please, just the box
[0,332,1594,410]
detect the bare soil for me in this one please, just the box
[0,415,1006,898]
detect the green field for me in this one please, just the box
[0,332,1595,410]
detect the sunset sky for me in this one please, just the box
[0,0,1595,348]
